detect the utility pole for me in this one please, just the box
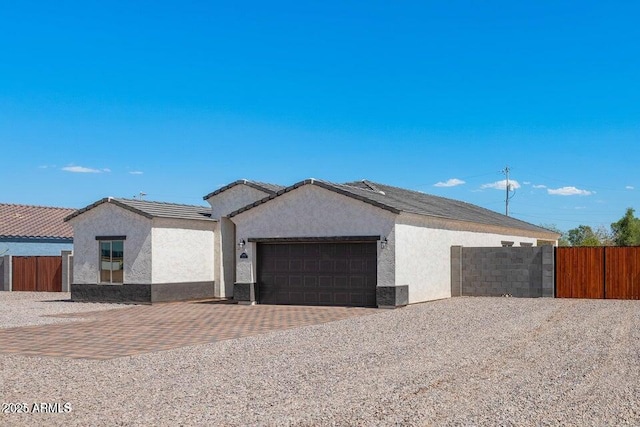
[502,166,515,216]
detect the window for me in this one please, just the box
[99,240,124,284]
[520,242,533,247]
[501,241,514,247]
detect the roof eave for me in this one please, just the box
[64,198,154,222]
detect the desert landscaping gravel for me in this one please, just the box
[1,293,640,426]
[0,292,128,328]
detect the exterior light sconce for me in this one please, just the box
[380,237,388,249]
[237,239,246,250]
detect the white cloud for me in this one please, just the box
[129,171,144,175]
[434,178,465,187]
[626,186,634,190]
[102,168,111,173]
[62,165,103,173]
[532,184,547,189]
[480,179,521,190]
[547,186,593,196]
[575,206,587,210]
[38,165,56,169]
[523,181,531,185]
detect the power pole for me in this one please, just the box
[502,166,515,216]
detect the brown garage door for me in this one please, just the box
[257,242,377,307]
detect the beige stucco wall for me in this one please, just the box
[206,184,271,220]
[395,212,543,303]
[69,203,153,284]
[151,218,215,284]
[231,184,397,286]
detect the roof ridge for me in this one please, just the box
[115,198,209,208]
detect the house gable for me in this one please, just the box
[205,183,274,220]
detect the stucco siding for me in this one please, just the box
[151,218,215,284]
[395,213,540,303]
[206,185,271,220]
[69,203,153,284]
[231,184,397,286]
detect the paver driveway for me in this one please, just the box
[0,301,378,360]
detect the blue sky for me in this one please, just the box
[1,1,638,232]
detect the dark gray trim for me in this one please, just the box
[376,285,409,308]
[95,235,127,241]
[202,180,282,200]
[151,281,215,303]
[234,282,257,303]
[0,236,73,243]
[228,179,401,218]
[248,235,381,243]
[71,281,215,304]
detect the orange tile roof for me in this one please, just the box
[0,203,74,239]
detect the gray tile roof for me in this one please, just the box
[65,198,214,222]
[229,178,560,237]
[203,180,285,200]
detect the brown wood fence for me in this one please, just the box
[555,247,640,299]
[12,256,62,292]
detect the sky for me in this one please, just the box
[1,1,639,232]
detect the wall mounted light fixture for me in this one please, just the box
[237,239,246,250]
[380,237,388,249]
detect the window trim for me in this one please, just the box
[99,239,125,284]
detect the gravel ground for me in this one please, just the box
[0,292,129,328]
[1,294,640,426]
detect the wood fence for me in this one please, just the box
[12,256,62,292]
[555,247,640,299]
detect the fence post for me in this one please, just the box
[3,255,12,292]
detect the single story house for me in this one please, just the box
[0,203,74,256]
[66,179,559,306]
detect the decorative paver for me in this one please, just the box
[0,301,378,360]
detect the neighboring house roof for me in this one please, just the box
[0,203,75,239]
[202,179,285,200]
[228,178,560,237]
[65,198,214,222]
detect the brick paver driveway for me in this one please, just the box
[0,301,378,360]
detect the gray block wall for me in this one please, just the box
[452,246,554,298]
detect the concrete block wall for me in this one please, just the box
[452,246,554,298]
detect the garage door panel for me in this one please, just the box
[304,276,318,288]
[334,245,348,256]
[257,242,377,307]
[289,259,303,271]
[350,276,364,290]
[290,245,305,257]
[350,293,364,305]
[275,259,289,271]
[350,259,364,272]
[333,292,348,305]
[304,292,318,304]
[288,275,302,287]
[304,259,318,272]
[335,260,348,273]
[319,260,333,271]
